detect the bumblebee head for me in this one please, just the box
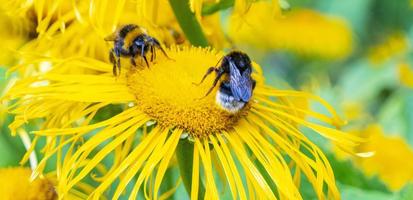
[132,35,160,47]
[227,51,251,71]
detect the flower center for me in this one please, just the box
[126,46,249,137]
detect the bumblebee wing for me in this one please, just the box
[229,61,253,102]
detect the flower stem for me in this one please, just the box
[202,0,234,16]
[168,0,209,47]
[176,139,205,199]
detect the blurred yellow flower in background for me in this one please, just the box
[0,166,100,200]
[0,167,56,200]
[336,124,413,191]
[368,33,409,65]
[0,3,33,66]
[201,13,230,49]
[399,63,413,88]
[229,1,353,59]
[341,101,368,122]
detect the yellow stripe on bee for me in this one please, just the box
[123,28,146,48]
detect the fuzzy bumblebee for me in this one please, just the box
[105,24,170,76]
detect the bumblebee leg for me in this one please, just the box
[117,57,121,76]
[140,44,150,68]
[203,71,224,97]
[113,48,129,76]
[193,67,217,85]
[109,49,116,64]
[109,49,118,76]
[159,45,173,60]
[112,63,117,76]
[109,51,116,75]
[152,38,173,60]
[193,57,224,85]
[130,55,137,67]
[143,55,149,68]
[153,46,157,60]
[150,46,155,62]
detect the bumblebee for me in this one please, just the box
[195,51,256,113]
[105,24,170,76]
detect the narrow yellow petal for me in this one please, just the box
[253,106,365,146]
[248,112,339,199]
[215,134,247,200]
[91,127,161,197]
[34,107,141,136]
[19,135,39,166]
[128,129,181,200]
[234,121,302,199]
[65,117,146,194]
[256,96,334,125]
[191,142,200,200]
[256,87,345,126]
[203,139,219,199]
[159,179,182,200]
[153,129,183,200]
[194,138,219,199]
[218,133,277,199]
[209,135,238,200]
[112,128,168,199]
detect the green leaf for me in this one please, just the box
[398,184,413,200]
[326,153,390,192]
[376,87,413,146]
[0,132,25,166]
[340,184,396,200]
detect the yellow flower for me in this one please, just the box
[335,124,413,191]
[368,33,409,65]
[0,167,56,200]
[4,43,366,199]
[200,13,230,49]
[341,101,369,122]
[229,1,353,59]
[0,166,101,200]
[8,0,186,76]
[398,62,413,88]
[0,4,33,66]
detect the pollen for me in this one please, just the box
[126,46,249,137]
